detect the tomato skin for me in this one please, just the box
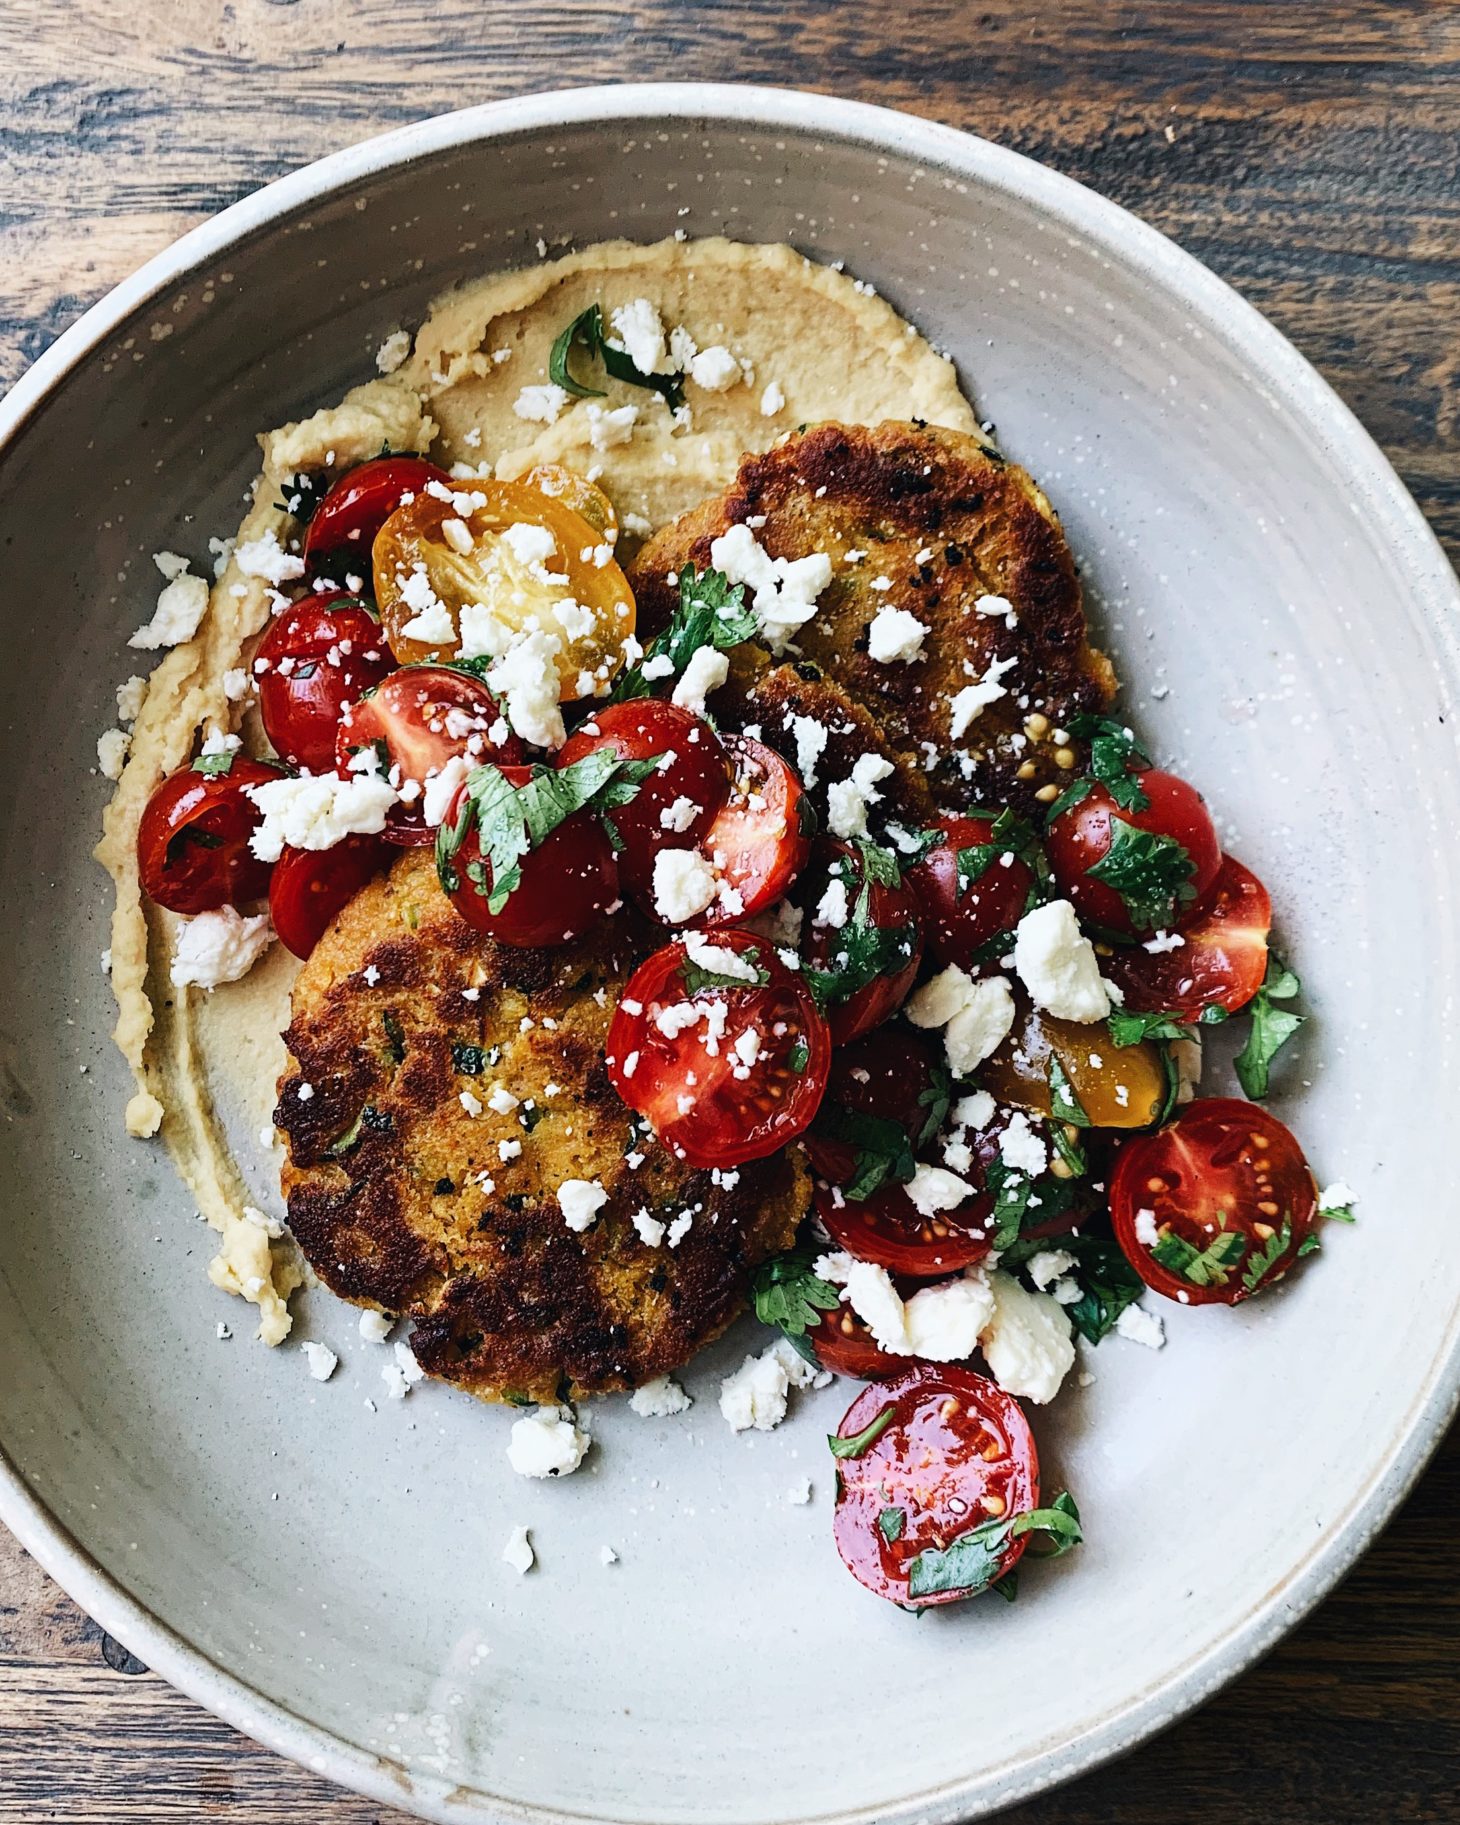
[816,1177,991,1278]
[1045,769,1221,935]
[303,456,452,579]
[909,814,1036,968]
[807,1305,904,1380]
[696,735,810,925]
[1103,855,1271,1017]
[1110,1098,1318,1306]
[804,1028,947,1187]
[833,1367,1040,1607]
[136,758,282,914]
[440,770,619,948]
[605,930,830,1168]
[799,840,923,1044]
[336,665,521,846]
[556,700,728,900]
[254,591,395,772]
[269,835,390,959]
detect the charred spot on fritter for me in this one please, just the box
[277,849,809,1403]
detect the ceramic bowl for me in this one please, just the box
[2,83,1458,1825]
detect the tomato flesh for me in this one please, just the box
[440,770,619,948]
[980,995,1167,1129]
[336,665,521,846]
[798,840,923,1044]
[1110,1097,1318,1306]
[803,1028,948,1188]
[909,813,1036,968]
[1045,768,1221,936]
[269,834,390,959]
[556,700,728,901]
[696,735,811,925]
[1103,855,1271,1017]
[833,1367,1039,1606]
[816,1177,991,1278]
[605,930,830,1167]
[303,456,453,580]
[254,591,395,772]
[808,1305,905,1380]
[136,758,281,914]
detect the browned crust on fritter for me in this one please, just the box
[277,851,807,1403]
[630,421,1116,818]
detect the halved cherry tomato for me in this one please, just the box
[303,456,453,580]
[517,463,619,544]
[909,813,1037,968]
[804,1029,948,1188]
[815,1177,991,1279]
[1103,855,1271,1017]
[555,700,728,900]
[136,757,282,914]
[807,1305,904,1380]
[336,665,521,846]
[438,767,619,948]
[372,478,635,695]
[269,834,390,959]
[254,591,395,772]
[696,735,810,926]
[833,1367,1039,1607]
[798,840,923,1044]
[1110,1098,1318,1306]
[980,993,1167,1129]
[605,929,830,1167]
[1045,768,1221,936]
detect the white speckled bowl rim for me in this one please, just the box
[3,83,1458,1825]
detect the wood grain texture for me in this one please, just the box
[1,1,1457,1819]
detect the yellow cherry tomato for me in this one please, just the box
[979,1000,1166,1129]
[518,463,619,546]
[372,478,635,698]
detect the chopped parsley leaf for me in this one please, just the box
[549,302,686,410]
[828,1402,897,1460]
[751,1245,840,1338]
[906,1491,1082,1599]
[1085,820,1197,931]
[1151,1222,1246,1288]
[1234,954,1304,1099]
[609,563,757,704]
[1241,1214,1293,1294]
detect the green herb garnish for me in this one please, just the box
[1234,954,1304,1099]
[1241,1213,1293,1294]
[549,302,686,409]
[877,1506,906,1544]
[1085,820,1197,931]
[1151,1222,1247,1288]
[828,1403,897,1460]
[751,1245,840,1338]
[609,563,757,704]
[451,1043,487,1076]
[1047,1056,1090,1128]
[906,1492,1082,1600]
[191,750,237,778]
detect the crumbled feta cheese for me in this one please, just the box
[709,523,831,654]
[682,931,760,982]
[513,383,569,423]
[375,328,412,373]
[979,1271,1075,1403]
[169,906,274,989]
[949,655,1019,737]
[302,1341,338,1382]
[502,1525,535,1574]
[816,1253,994,1361]
[395,562,456,645]
[609,298,668,374]
[115,675,147,722]
[1115,1302,1166,1349]
[826,752,895,840]
[905,965,1015,1075]
[129,571,210,650]
[585,403,639,450]
[814,877,849,930]
[245,771,399,861]
[558,1177,608,1233]
[152,549,190,581]
[499,1139,522,1162]
[671,645,729,717]
[652,847,718,923]
[689,344,742,390]
[1027,1248,1078,1292]
[380,1362,411,1401]
[760,379,785,416]
[974,592,1017,627]
[629,1374,692,1417]
[866,605,930,664]
[507,1404,589,1477]
[393,1339,425,1386]
[768,1334,832,1390]
[421,753,469,827]
[659,795,699,834]
[222,666,250,701]
[789,714,829,788]
[904,1163,976,1219]
[600,1544,619,1566]
[1144,929,1186,954]
[952,1090,996,1131]
[501,521,558,568]
[486,1085,520,1115]
[359,1309,394,1343]
[1013,899,1110,1022]
[486,629,566,749]
[1134,1207,1161,1247]
[998,1111,1049,1178]
[96,727,130,779]
[719,1349,793,1432]
[631,1207,666,1246]
[1319,1181,1356,1213]
[236,530,306,586]
[666,1211,694,1247]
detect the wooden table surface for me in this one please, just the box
[3,1,1458,1819]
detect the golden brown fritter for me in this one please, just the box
[276,850,807,1403]
[630,421,1116,818]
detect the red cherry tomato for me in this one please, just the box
[798,840,923,1044]
[833,1367,1040,1607]
[1045,768,1221,936]
[815,1175,991,1279]
[136,758,282,914]
[1110,1098,1318,1306]
[556,700,728,901]
[255,591,395,772]
[605,929,830,1167]
[336,666,522,847]
[1103,855,1271,1017]
[807,1305,905,1380]
[695,735,810,925]
[302,455,453,580]
[804,1028,948,1188]
[439,767,619,948]
[908,813,1037,969]
[269,834,391,959]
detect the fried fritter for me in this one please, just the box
[629,421,1115,818]
[276,850,807,1403]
